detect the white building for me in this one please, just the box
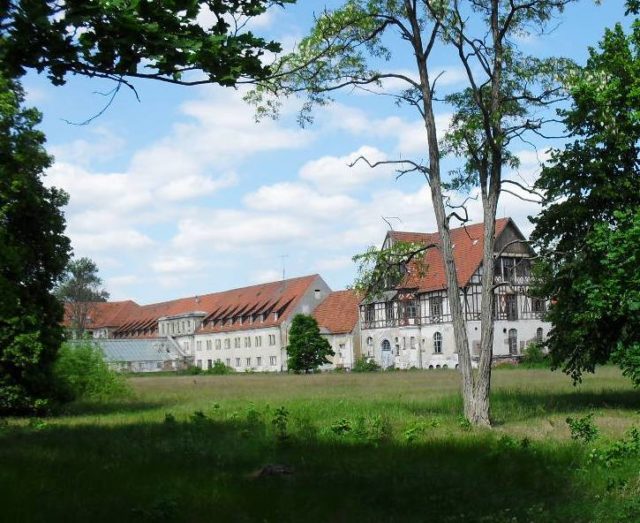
[313,290,361,370]
[359,218,549,369]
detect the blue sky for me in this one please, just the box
[25,1,628,304]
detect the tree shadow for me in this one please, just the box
[54,398,174,417]
[0,414,596,522]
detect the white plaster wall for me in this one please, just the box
[323,332,356,370]
[193,327,283,372]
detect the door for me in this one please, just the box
[381,339,393,369]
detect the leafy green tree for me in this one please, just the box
[531,13,640,386]
[55,257,110,339]
[0,74,71,414]
[286,314,334,374]
[1,0,295,87]
[250,0,570,425]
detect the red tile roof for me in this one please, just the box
[195,275,321,334]
[63,300,141,329]
[390,218,512,292]
[313,290,360,334]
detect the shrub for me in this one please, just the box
[352,356,380,373]
[566,413,599,443]
[206,361,234,375]
[53,342,130,401]
[521,342,550,367]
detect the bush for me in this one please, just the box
[566,413,599,443]
[206,361,234,375]
[521,342,550,368]
[53,342,130,401]
[352,356,380,373]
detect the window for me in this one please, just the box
[505,294,518,321]
[366,336,373,347]
[405,300,418,319]
[536,327,544,343]
[226,358,231,366]
[270,356,277,366]
[532,298,547,315]
[508,329,518,355]
[385,302,395,322]
[256,357,262,366]
[255,336,262,347]
[246,357,251,367]
[196,341,202,351]
[410,336,416,349]
[433,332,442,354]
[224,338,230,349]
[206,340,212,351]
[516,259,531,278]
[215,339,222,350]
[197,359,202,369]
[207,359,212,370]
[268,334,276,345]
[244,337,251,348]
[365,304,375,323]
[183,342,189,352]
[171,323,175,335]
[181,321,185,332]
[235,358,241,367]
[430,296,443,322]
[235,337,241,348]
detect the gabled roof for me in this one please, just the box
[313,290,361,335]
[388,218,513,292]
[195,275,321,334]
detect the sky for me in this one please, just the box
[24,1,629,304]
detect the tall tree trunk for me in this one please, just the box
[404,0,475,420]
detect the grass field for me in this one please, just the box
[1,367,639,522]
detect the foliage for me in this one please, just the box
[352,241,430,299]
[566,413,599,444]
[351,356,380,373]
[531,16,640,385]
[1,0,295,87]
[271,406,289,442]
[53,342,130,401]
[286,314,334,373]
[0,74,71,415]
[521,342,550,368]
[206,360,235,375]
[55,257,109,338]
[589,427,640,467]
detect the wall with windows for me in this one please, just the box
[193,327,282,372]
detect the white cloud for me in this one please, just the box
[152,256,204,274]
[249,269,282,284]
[245,182,357,215]
[299,146,394,193]
[50,127,125,166]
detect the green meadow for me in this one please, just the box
[2,367,639,522]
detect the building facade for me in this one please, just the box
[359,218,549,369]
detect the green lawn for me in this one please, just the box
[1,367,639,522]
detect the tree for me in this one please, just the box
[286,314,334,374]
[0,1,295,412]
[55,257,110,339]
[0,74,71,414]
[531,11,640,386]
[1,0,295,88]
[250,0,570,425]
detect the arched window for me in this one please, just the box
[536,327,544,343]
[366,336,373,347]
[508,328,518,355]
[433,332,442,354]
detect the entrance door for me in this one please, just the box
[381,339,393,369]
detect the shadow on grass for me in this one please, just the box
[490,389,640,422]
[0,414,595,523]
[55,398,173,417]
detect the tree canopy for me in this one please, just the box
[531,16,640,385]
[286,314,334,374]
[0,74,71,414]
[55,257,110,339]
[1,0,295,87]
